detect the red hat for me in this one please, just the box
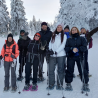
[35,33,41,38]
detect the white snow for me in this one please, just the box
[0,35,98,98]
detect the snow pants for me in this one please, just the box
[48,56,65,86]
[65,56,89,84]
[25,57,39,84]
[38,53,49,77]
[4,61,16,88]
[19,53,26,77]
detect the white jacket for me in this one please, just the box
[49,33,67,57]
[80,34,89,49]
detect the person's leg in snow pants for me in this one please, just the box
[4,61,16,87]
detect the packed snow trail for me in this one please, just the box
[0,35,98,98]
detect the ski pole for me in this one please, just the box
[80,53,88,96]
[46,54,50,96]
[83,53,89,96]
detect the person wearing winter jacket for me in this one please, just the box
[0,33,19,92]
[23,33,44,91]
[64,25,70,39]
[38,22,52,82]
[79,27,98,77]
[64,25,76,78]
[80,28,92,77]
[65,27,89,91]
[17,30,31,81]
[46,24,67,90]
[82,27,98,44]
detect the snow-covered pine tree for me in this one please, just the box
[35,19,41,32]
[0,0,10,34]
[29,20,36,36]
[87,0,98,31]
[32,15,36,30]
[10,0,27,35]
[31,22,36,36]
[56,0,98,31]
[29,15,52,35]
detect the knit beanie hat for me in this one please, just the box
[64,25,70,30]
[41,22,47,26]
[20,30,25,34]
[7,33,13,40]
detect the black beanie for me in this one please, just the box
[41,22,47,26]
[20,30,25,34]
[64,25,70,30]
[7,33,13,40]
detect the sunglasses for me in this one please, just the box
[35,35,40,37]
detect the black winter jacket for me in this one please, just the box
[65,33,87,58]
[17,36,31,56]
[27,40,43,62]
[39,27,52,45]
[28,40,43,54]
[86,27,98,43]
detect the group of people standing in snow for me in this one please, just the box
[0,22,98,93]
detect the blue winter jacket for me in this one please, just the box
[64,32,70,39]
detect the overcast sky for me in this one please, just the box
[6,0,60,23]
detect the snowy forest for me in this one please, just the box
[0,0,98,36]
[0,0,98,98]
[53,0,98,32]
[0,0,52,36]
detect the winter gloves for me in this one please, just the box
[11,59,17,67]
[11,54,15,59]
[55,52,57,55]
[46,49,54,55]
[46,49,58,56]
[40,40,47,50]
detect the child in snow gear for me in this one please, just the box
[38,22,52,82]
[23,33,44,91]
[65,27,89,91]
[17,30,31,81]
[0,33,19,92]
[46,24,67,90]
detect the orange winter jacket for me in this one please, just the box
[1,40,19,62]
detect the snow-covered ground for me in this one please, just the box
[0,35,98,98]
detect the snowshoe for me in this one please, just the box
[46,85,55,90]
[23,84,31,91]
[65,83,73,91]
[81,84,90,92]
[30,84,38,91]
[11,86,17,93]
[3,87,10,92]
[37,77,45,83]
[56,85,64,90]
[17,76,24,81]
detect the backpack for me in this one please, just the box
[4,44,16,54]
